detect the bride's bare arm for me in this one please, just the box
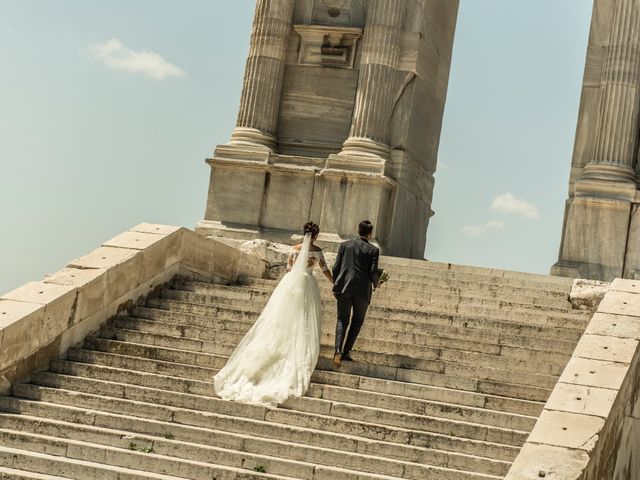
[318,252,333,284]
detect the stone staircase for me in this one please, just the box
[0,259,593,479]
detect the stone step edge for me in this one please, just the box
[0,396,515,471]
[82,336,546,416]
[233,262,574,287]
[150,294,585,348]
[68,347,540,424]
[0,420,323,478]
[109,319,564,385]
[177,281,572,310]
[131,306,578,361]
[0,430,301,480]
[214,274,573,296]
[0,413,507,479]
[0,445,190,480]
[154,291,591,332]
[98,326,556,402]
[15,379,528,453]
[66,347,538,435]
[0,465,73,480]
[173,283,584,319]
[128,306,576,365]
[42,362,532,444]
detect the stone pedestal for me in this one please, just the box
[199,0,459,256]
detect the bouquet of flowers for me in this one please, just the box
[377,268,390,286]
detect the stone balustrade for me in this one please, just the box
[0,223,268,395]
[506,278,640,479]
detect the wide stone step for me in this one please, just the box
[0,413,507,479]
[168,284,592,341]
[126,310,571,379]
[9,382,522,463]
[174,282,587,326]
[0,465,72,480]
[67,348,538,432]
[82,337,545,417]
[0,428,304,480]
[155,291,582,354]
[0,445,190,480]
[139,301,577,366]
[0,397,509,479]
[320,281,571,310]
[174,278,572,311]
[243,259,575,290]
[123,310,573,380]
[99,326,555,402]
[42,361,529,447]
[114,316,563,391]
[366,257,573,282]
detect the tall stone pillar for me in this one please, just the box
[198,0,459,258]
[329,0,406,171]
[581,0,640,184]
[553,0,640,281]
[229,0,295,151]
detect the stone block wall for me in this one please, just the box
[506,279,640,479]
[0,223,268,395]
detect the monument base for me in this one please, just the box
[553,178,640,281]
[199,144,423,257]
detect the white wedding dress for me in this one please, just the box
[213,234,325,406]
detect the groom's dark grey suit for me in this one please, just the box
[332,237,380,355]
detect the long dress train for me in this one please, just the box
[213,234,323,406]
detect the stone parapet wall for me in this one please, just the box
[0,223,268,395]
[506,278,640,479]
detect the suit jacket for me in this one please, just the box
[332,237,380,302]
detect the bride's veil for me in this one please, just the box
[291,233,312,273]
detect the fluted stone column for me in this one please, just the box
[339,0,406,160]
[229,0,295,151]
[581,0,640,184]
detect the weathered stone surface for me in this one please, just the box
[68,246,139,270]
[240,239,291,279]
[508,282,640,479]
[585,312,640,340]
[505,443,588,480]
[545,382,617,418]
[0,246,590,479]
[103,230,167,251]
[554,0,640,282]
[573,333,638,364]
[0,300,44,370]
[598,290,640,317]
[569,279,609,310]
[559,356,628,391]
[527,410,604,451]
[130,223,182,236]
[610,278,640,294]
[199,0,459,259]
[44,267,107,324]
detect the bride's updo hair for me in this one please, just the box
[303,221,320,239]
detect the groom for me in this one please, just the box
[331,220,381,368]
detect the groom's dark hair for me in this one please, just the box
[358,220,373,237]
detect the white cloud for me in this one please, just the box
[462,220,507,236]
[490,193,539,220]
[90,38,186,80]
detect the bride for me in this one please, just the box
[213,222,333,406]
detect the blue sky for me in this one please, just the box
[0,1,593,294]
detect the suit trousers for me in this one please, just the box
[335,293,370,354]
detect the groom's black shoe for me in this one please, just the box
[342,353,354,362]
[332,352,342,368]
